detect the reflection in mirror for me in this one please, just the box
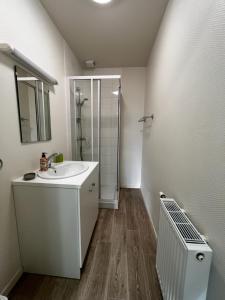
[15,66,51,143]
[37,82,51,141]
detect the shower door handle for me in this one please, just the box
[0,159,3,170]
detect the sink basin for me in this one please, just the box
[37,161,89,179]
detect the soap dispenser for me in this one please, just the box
[40,152,48,171]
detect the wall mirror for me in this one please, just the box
[15,66,51,143]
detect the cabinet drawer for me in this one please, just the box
[79,166,99,266]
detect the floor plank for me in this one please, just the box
[118,189,127,214]
[107,209,128,300]
[124,189,138,230]
[127,230,151,300]
[141,252,162,300]
[92,209,114,247]
[9,188,162,300]
[9,274,44,299]
[82,242,111,300]
[75,245,96,299]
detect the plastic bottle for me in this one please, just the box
[40,152,48,171]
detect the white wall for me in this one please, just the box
[64,42,82,159]
[0,0,81,294]
[85,68,146,188]
[141,0,225,298]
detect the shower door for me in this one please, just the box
[70,76,121,208]
[100,79,120,204]
[70,79,92,161]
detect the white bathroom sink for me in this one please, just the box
[37,161,89,179]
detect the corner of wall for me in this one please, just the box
[140,186,158,240]
[1,268,23,296]
[62,40,83,160]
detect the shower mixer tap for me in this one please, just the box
[77,137,86,142]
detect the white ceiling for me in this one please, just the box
[41,0,168,68]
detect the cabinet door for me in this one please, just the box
[14,186,81,279]
[79,166,99,266]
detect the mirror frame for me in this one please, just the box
[14,66,52,144]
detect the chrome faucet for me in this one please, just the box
[47,153,59,168]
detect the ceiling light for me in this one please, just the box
[92,0,113,5]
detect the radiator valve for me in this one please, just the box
[196,253,205,262]
[159,192,167,198]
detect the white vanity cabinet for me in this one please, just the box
[79,165,98,266]
[12,162,99,279]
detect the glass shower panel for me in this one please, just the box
[70,76,120,206]
[93,80,100,162]
[71,79,92,161]
[100,79,120,202]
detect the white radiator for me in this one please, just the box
[156,197,212,300]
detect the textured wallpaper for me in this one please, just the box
[141,0,225,298]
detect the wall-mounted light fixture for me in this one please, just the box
[0,43,58,85]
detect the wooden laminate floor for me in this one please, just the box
[9,188,162,300]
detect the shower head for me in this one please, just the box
[77,98,88,106]
[80,98,88,106]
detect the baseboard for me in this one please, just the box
[140,187,158,240]
[120,184,140,189]
[99,200,118,209]
[1,268,23,296]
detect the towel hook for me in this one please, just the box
[138,114,154,123]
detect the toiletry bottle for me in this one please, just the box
[40,152,48,171]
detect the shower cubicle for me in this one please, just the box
[69,76,121,209]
